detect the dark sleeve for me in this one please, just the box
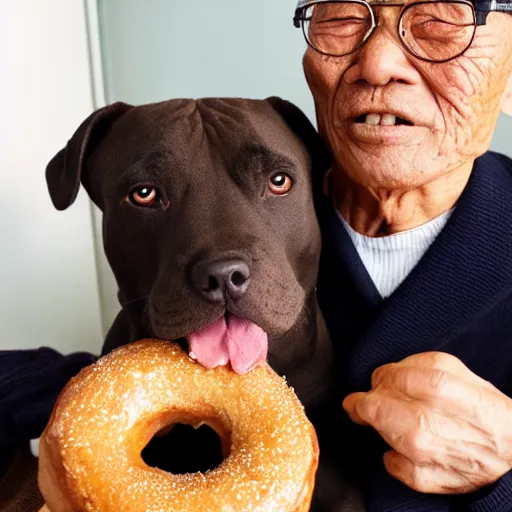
[462,470,512,512]
[0,347,97,478]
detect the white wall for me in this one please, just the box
[1,1,103,354]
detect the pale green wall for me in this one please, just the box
[492,115,512,156]
[97,0,316,121]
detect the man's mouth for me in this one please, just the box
[186,313,268,375]
[354,113,414,127]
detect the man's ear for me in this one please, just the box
[501,71,512,116]
[46,102,133,211]
[265,96,332,181]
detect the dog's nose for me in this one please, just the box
[191,259,250,302]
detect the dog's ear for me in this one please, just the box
[46,102,133,210]
[265,97,332,178]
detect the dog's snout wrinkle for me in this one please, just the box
[191,259,250,303]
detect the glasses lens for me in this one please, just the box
[400,1,475,62]
[303,1,373,56]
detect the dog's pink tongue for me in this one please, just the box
[225,316,268,374]
[188,316,229,369]
[187,316,268,375]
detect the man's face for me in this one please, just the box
[303,8,512,191]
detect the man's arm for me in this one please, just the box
[0,347,97,478]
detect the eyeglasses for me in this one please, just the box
[293,0,512,63]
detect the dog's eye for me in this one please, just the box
[268,173,293,196]
[129,186,159,207]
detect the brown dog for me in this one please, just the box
[44,97,363,511]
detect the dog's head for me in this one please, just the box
[47,97,331,374]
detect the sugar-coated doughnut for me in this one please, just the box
[38,339,319,511]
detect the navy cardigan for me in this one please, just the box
[1,151,512,511]
[315,150,512,512]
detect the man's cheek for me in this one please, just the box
[426,65,478,137]
[304,51,347,96]
[458,61,507,148]
[456,40,512,113]
[433,61,479,110]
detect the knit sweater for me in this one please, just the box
[314,150,512,512]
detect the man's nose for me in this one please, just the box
[344,22,421,87]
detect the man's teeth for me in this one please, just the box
[381,114,397,126]
[365,113,398,126]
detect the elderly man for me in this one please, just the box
[292,0,512,510]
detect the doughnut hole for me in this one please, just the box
[141,413,231,474]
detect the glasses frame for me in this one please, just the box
[293,0,512,63]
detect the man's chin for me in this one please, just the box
[333,149,440,192]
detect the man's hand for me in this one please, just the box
[343,352,512,494]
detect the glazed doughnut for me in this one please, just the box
[38,339,319,512]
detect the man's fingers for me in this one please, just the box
[383,450,480,495]
[346,390,510,469]
[343,390,424,452]
[343,391,476,462]
[342,392,371,425]
[383,450,444,494]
